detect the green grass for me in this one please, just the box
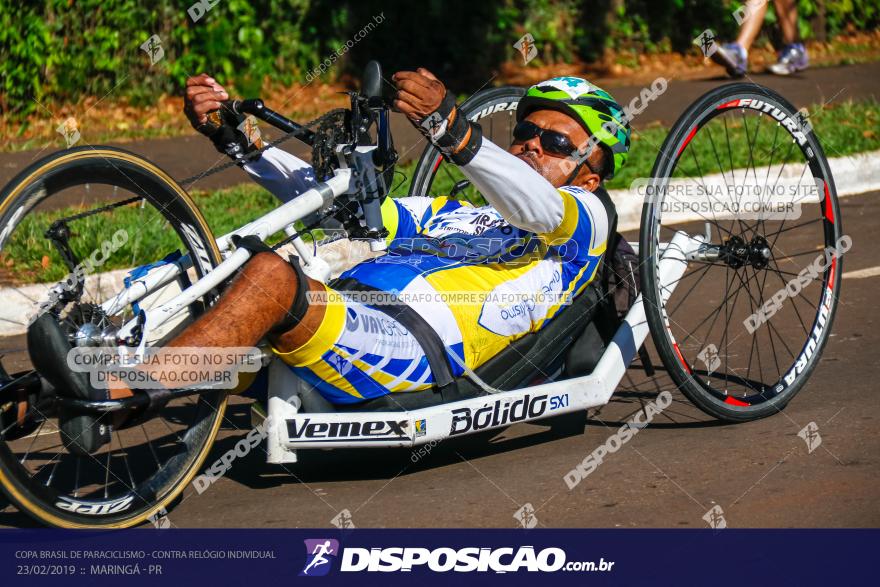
[3,100,878,284]
[0,185,280,283]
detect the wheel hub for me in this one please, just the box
[719,235,772,269]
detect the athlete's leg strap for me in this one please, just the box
[331,277,458,397]
[231,235,310,334]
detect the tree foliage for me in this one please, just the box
[1,0,876,118]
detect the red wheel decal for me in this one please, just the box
[432,155,443,173]
[823,182,834,223]
[724,396,750,407]
[677,126,698,157]
[673,343,691,374]
[717,99,742,110]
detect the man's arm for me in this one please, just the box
[241,147,319,203]
[392,68,565,237]
[458,139,563,235]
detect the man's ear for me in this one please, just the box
[575,167,602,192]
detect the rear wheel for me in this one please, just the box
[0,146,226,527]
[640,83,842,422]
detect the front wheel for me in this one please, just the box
[640,83,843,422]
[0,146,226,527]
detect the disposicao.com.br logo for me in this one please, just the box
[300,539,340,577]
[302,543,614,574]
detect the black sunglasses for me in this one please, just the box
[513,120,580,158]
[513,120,603,178]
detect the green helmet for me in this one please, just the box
[516,77,631,179]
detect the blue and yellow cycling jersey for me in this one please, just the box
[272,185,609,403]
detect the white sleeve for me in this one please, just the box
[241,147,318,203]
[459,139,564,234]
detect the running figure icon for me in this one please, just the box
[300,539,340,576]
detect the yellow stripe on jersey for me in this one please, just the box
[380,196,400,245]
[535,254,600,330]
[307,359,364,398]
[423,249,545,369]
[541,189,581,244]
[272,284,346,367]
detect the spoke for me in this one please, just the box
[687,142,724,232]
[773,247,829,261]
[11,287,38,305]
[769,267,802,278]
[723,116,737,184]
[700,266,734,353]
[722,268,747,393]
[73,456,82,498]
[705,125,732,188]
[44,457,61,487]
[723,262,732,393]
[764,162,812,246]
[766,314,797,360]
[767,267,812,334]
[142,424,163,470]
[738,111,759,238]
[19,420,47,464]
[752,266,781,377]
[755,123,783,239]
[661,263,720,293]
[103,448,112,499]
[733,267,764,388]
[681,273,748,346]
[668,262,715,316]
[685,142,735,239]
[117,430,137,489]
[764,217,823,240]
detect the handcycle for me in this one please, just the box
[0,62,842,527]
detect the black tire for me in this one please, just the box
[0,146,226,527]
[640,83,843,422]
[409,86,525,199]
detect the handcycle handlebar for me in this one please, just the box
[223,98,316,146]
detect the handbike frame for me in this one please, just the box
[84,96,706,465]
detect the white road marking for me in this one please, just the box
[843,265,880,279]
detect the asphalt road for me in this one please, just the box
[1,188,877,529]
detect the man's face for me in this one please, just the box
[508,109,601,191]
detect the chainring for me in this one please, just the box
[310,109,352,181]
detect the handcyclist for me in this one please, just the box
[34,69,631,452]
